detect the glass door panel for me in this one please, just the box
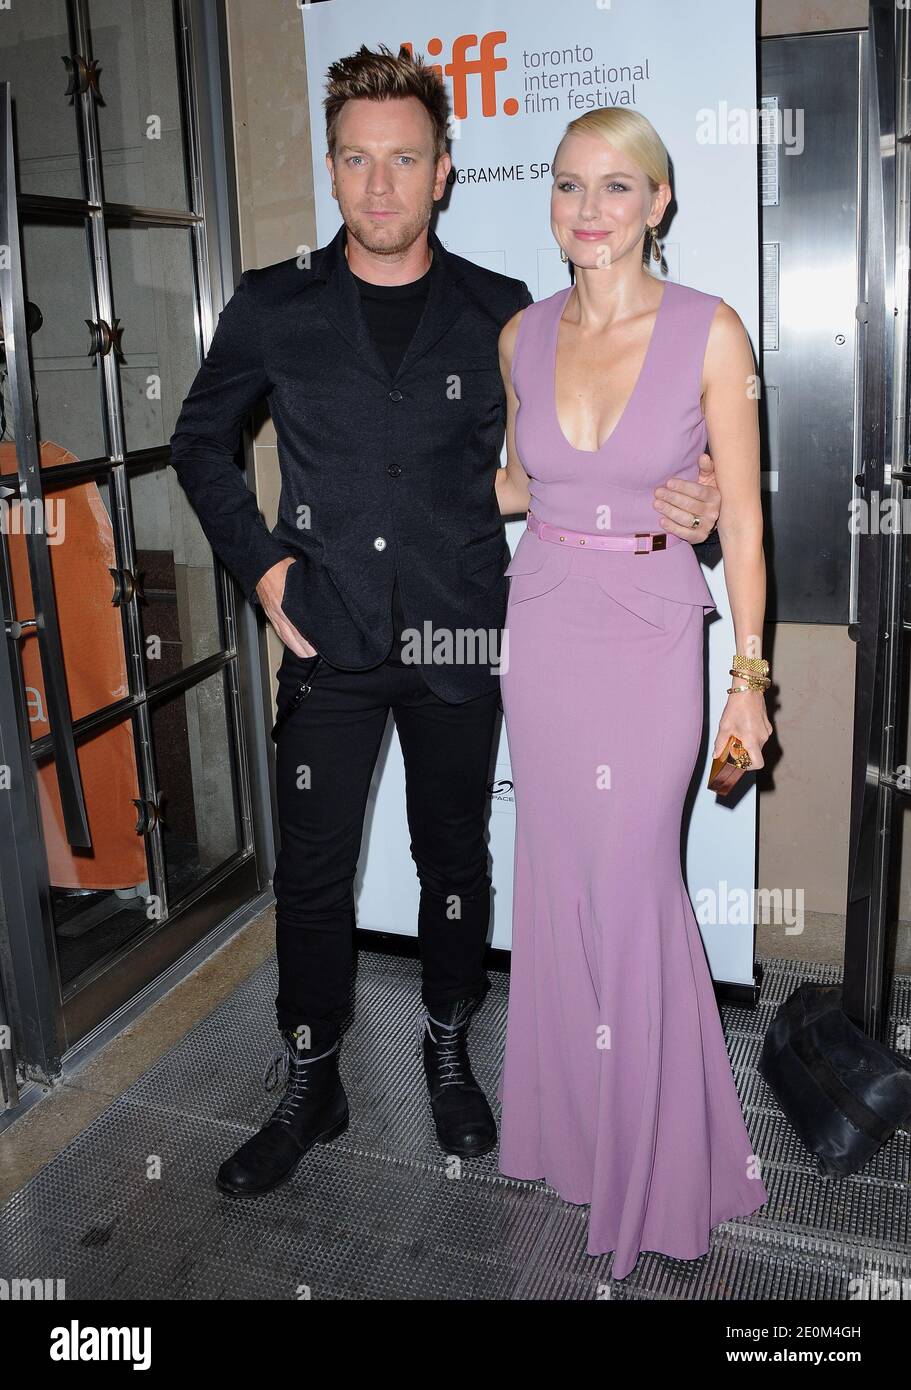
[130,459,226,687]
[86,0,191,210]
[106,223,199,451]
[18,216,110,461]
[149,666,244,905]
[34,711,153,989]
[0,1,86,200]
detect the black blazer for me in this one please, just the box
[170,222,532,702]
[169,223,719,702]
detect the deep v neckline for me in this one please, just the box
[552,279,671,454]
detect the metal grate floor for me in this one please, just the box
[1,950,909,1299]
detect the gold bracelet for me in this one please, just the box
[732,654,769,676]
[728,668,770,691]
[727,683,757,693]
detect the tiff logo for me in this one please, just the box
[401,33,517,119]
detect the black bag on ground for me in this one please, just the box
[758,981,911,1177]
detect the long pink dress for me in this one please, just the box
[496,278,768,1278]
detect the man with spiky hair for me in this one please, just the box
[169,43,722,1197]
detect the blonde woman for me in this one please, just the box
[494,108,771,1278]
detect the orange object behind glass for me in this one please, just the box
[2,440,147,891]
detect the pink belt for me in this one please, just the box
[526,511,681,554]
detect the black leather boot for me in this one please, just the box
[215,1026,348,1196]
[419,996,497,1157]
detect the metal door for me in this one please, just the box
[0,0,274,1104]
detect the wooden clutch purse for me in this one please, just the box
[707,735,752,795]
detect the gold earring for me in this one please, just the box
[648,225,662,262]
[560,246,568,263]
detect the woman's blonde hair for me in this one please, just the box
[559,109,670,255]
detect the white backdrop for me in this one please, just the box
[300,0,759,984]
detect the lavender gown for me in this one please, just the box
[496,279,768,1278]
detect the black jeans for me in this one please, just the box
[271,646,500,1042]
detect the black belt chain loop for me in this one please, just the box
[270,654,323,743]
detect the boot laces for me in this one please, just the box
[262,1028,338,1127]
[417,1001,476,1088]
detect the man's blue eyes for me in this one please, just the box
[348,156,415,166]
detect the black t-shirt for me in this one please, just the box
[350,258,434,665]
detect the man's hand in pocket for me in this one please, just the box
[256,557,318,658]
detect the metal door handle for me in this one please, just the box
[4,618,38,639]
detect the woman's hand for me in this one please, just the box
[712,690,773,770]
